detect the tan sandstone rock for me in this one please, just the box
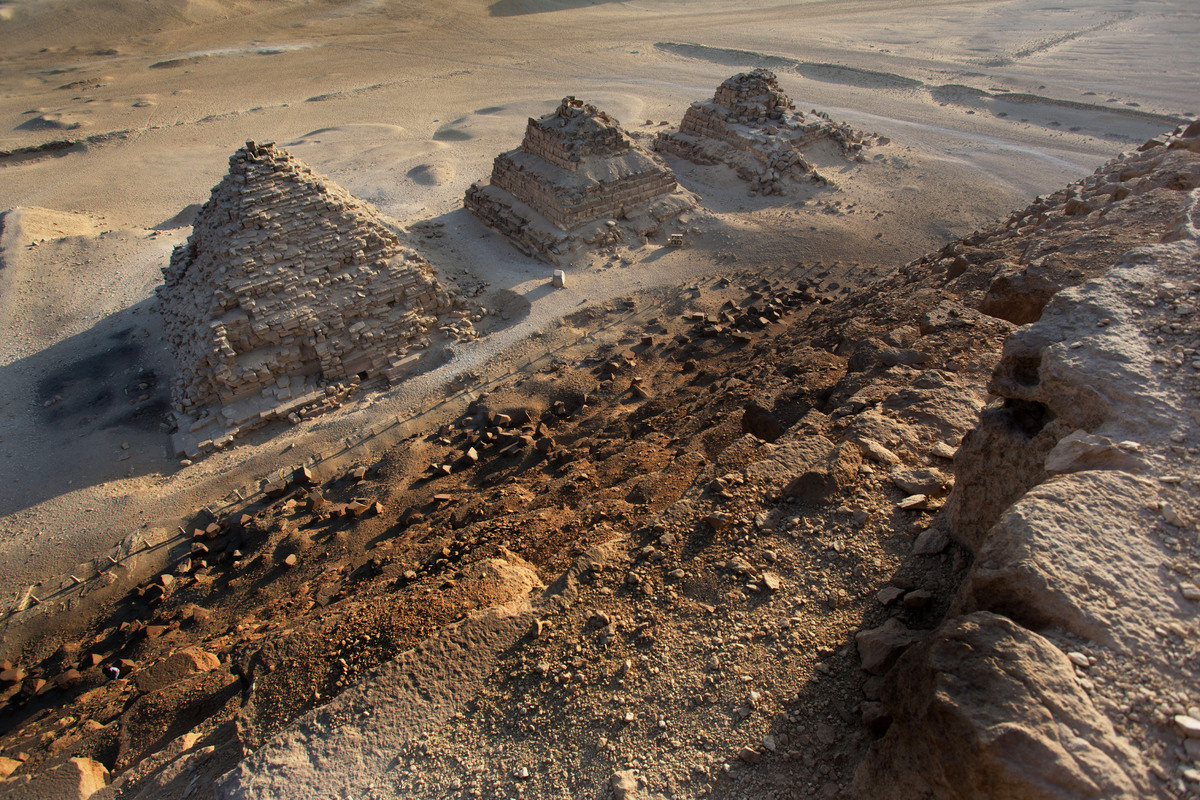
[784,440,861,503]
[854,612,1148,799]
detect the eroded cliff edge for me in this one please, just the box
[856,133,1200,798]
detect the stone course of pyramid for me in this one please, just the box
[158,141,465,457]
[655,70,881,195]
[466,97,692,262]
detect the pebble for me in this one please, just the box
[1175,715,1200,739]
[610,770,638,799]
[876,586,904,606]
[1161,502,1187,527]
[930,441,957,459]
[1067,652,1089,668]
[902,589,932,609]
[911,526,949,555]
[738,746,762,765]
[707,512,732,533]
[1180,582,1200,601]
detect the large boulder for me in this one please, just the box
[955,470,1178,654]
[784,440,861,503]
[943,401,1062,553]
[133,647,221,694]
[854,612,1149,799]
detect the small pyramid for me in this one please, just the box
[158,141,461,457]
[465,97,692,262]
[655,70,882,196]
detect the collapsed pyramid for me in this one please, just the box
[465,97,692,262]
[655,69,880,195]
[158,141,463,457]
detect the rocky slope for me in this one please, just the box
[0,123,1197,799]
[858,132,1200,798]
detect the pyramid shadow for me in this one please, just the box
[0,297,178,517]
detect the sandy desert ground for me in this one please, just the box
[0,0,1197,795]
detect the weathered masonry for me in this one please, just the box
[466,97,692,262]
[159,141,464,457]
[655,70,881,195]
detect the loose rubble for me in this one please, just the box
[3,124,1199,800]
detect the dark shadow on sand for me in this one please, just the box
[489,0,625,16]
[0,297,178,517]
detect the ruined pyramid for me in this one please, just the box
[465,96,693,262]
[655,69,882,195]
[158,141,463,457]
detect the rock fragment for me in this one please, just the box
[855,618,923,675]
[785,441,861,503]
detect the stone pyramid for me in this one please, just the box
[655,69,881,195]
[158,141,462,457]
[465,97,692,262]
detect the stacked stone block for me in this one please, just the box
[466,97,686,262]
[485,150,679,230]
[655,70,877,195]
[710,67,793,121]
[520,100,630,169]
[158,141,460,456]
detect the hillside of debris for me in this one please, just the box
[1,123,1198,800]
